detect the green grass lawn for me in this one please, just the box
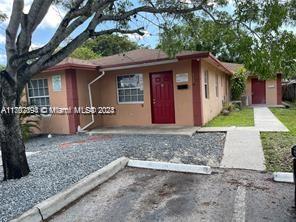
[261,107,296,172]
[205,108,254,127]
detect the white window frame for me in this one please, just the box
[116,74,144,104]
[204,70,209,99]
[27,78,50,108]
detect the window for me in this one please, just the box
[215,74,219,97]
[117,74,144,103]
[204,71,209,99]
[28,79,50,108]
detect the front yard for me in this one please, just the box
[0,133,225,222]
[261,107,296,172]
[206,108,254,127]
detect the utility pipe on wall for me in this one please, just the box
[80,71,105,131]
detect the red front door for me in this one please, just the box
[150,71,175,124]
[252,78,266,104]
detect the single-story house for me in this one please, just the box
[26,49,283,135]
[222,62,282,106]
[26,49,235,134]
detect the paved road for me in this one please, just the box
[49,168,296,222]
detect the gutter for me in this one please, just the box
[80,71,105,131]
[100,59,178,72]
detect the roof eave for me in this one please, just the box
[43,63,97,73]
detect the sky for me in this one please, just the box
[0,0,295,65]
[0,0,163,65]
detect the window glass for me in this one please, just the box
[28,79,50,109]
[117,74,144,103]
[204,71,209,99]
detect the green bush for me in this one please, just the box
[19,99,40,141]
[231,68,247,100]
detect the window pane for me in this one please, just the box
[38,79,44,88]
[137,89,144,95]
[132,96,137,101]
[28,89,33,97]
[119,95,124,102]
[138,95,144,101]
[34,89,39,96]
[131,89,137,95]
[125,96,131,102]
[124,89,131,96]
[45,97,50,106]
[39,89,44,96]
[41,98,46,105]
[32,80,38,88]
[118,89,124,95]
[29,98,34,105]
[44,88,49,96]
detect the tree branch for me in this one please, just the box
[5,0,24,73]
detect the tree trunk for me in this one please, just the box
[0,70,30,180]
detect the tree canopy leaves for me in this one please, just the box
[70,47,100,60]
[159,0,296,79]
[158,18,247,63]
[82,34,140,57]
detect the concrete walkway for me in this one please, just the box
[220,129,265,171]
[200,107,289,171]
[88,126,200,136]
[254,107,289,132]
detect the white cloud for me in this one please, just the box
[30,42,44,51]
[0,34,5,44]
[0,0,65,29]
[123,30,151,42]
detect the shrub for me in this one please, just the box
[19,98,40,141]
[231,67,248,100]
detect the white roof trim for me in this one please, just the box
[99,59,178,72]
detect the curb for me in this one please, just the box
[273,172,294,183]
[11,157,129,222]
[128,159,212,175]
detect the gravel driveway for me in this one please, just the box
[0,132,225,222]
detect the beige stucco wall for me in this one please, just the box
[30,71,70,134]
[200,60,230,124]
[89,60,194,127]
[75,70,100,128]
[245,77,278,106]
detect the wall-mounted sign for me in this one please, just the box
[52,75,62,91]
[176,73,189,83]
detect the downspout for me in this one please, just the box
[80,71,105,131]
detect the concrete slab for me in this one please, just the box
[254,107,289,132]
[48,168,296,222]
[0,151,39,166]
[273,172,294,183]
[220,130,265,171]
[198,127,257,132]
[128,159,212,174]
[88,126,200,136]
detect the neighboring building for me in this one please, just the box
[223,62,282,106]
[26,49,233,134]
